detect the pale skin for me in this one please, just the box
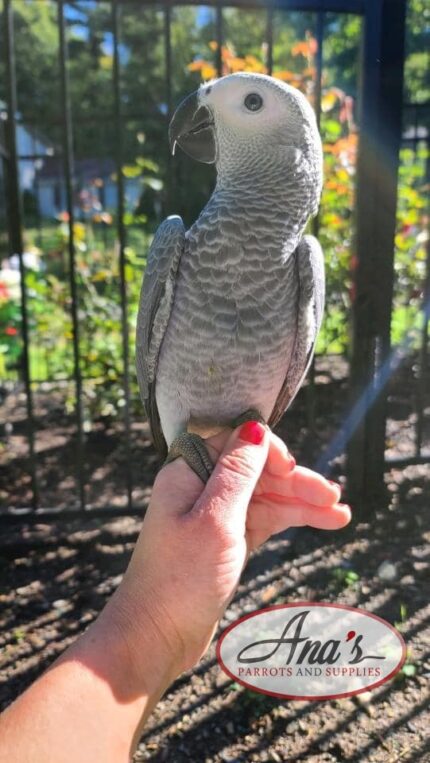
[0,422,351,763]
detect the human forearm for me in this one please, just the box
[0,595,180,763]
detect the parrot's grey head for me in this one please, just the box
[169,72,322,210]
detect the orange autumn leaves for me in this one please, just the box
[187,35,318,90]
[188,41,265,79]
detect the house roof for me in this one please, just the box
[0,100,55,152]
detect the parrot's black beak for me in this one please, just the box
[169,90,215,164]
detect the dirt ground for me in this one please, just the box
[0,357,429,762]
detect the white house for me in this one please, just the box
[35,156,141,219]
[0,103,151,222]
[0,101,55,194]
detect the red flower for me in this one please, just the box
[5,326,18,336]
[0,281,9,300]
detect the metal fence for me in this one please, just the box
[388,100,430,469]
[0,0,428,522]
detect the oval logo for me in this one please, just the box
[217,603,406,700]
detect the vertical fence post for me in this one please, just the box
[415,144,430,458]
[306,10,324,437]
[215,0,223,77]
[347,0,407,516]
[58,0,86,510]
[3,0,39,509]
[164,0,173,214]
[266,2,273,76]
[112,0,133,510]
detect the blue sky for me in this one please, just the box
[64,2,212,61]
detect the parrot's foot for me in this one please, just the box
[230,408,267,428]
[165,432,214,484]
[165,411,266,485]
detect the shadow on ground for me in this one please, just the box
[0,462,429,762]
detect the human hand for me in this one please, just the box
[0,423,350,761]
[108,422,350,688]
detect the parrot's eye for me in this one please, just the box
[244,93,263,112]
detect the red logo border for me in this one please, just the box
[216,601,407,701]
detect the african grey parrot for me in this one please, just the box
[136,72,324,482]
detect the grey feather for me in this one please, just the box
[136,73,324,452]
[135,215,185,454]
[268,235,325,427]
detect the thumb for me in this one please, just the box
[190,421,269,534]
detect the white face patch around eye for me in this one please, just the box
[206,76,299,138]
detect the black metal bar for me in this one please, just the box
[403,137,430,147]
[414,102,419,142]
[164,0,173,213]
[12,153,55,161]
[112,0,365,11]
[164,0,172,113]
[14,112,162,127]
[314,10,324,130]
[112,0,133,510]
[215,0,223,77]
[306,11,324,433]
[46,0,365,7]
[0,505,148,526]
[63,0,364,7]
[403,102,430,110]
[415,152,430,456]
[347,0,407,516]
[16,373,131,385]
[3,0,39,510]
[0,117,8,159]
[266,2,274,75]
[385,454,430,469]
[58,0,86,510]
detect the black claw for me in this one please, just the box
[230,409,266,428]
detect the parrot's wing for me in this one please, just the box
[135,215,186,456]
[268,235,325,427]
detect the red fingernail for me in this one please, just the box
[329,480,341,489]
[238,421,265,445]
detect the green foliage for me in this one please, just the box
[395,644,418,682]
[0,296,22,377]
[0,217,149,420]
[401,663,417,678]
[12,628,25,644]
[394,603,408,631]
[331,567,360,588]
[392,144,429,348]
[0,1,58,124]
[404,0,430,103]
